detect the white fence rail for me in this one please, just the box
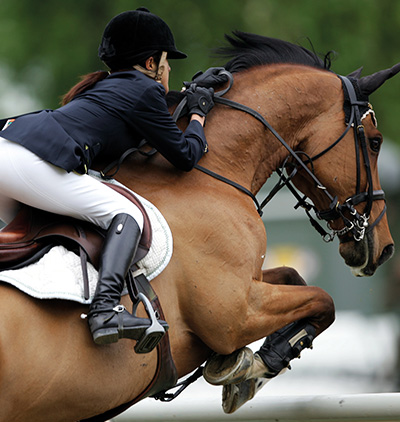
[116,393,400,422]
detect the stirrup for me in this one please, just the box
[133,292,167,354]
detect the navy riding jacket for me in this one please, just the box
[1,70,208,174]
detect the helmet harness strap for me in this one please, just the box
[133,51,168,82]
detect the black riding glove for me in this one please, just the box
[184,67,229,89]
[185,85,215,117]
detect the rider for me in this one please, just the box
[0,8,215,346]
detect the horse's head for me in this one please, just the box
[288,65,399,276]
[194,32,398,277]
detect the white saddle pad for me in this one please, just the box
[0,180,173,304]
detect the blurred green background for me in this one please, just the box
[0,0,400,316]
[0,0,400,139]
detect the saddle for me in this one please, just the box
[0,182,152,273]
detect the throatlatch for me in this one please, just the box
[256,320,316,378]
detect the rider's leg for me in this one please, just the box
[0,137,167,345]
[87,212,161,344]
[0,138,144,230]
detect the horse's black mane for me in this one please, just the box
[218,31,332,73]
[166,31,333,106]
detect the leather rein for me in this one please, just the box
[181,71,386,243]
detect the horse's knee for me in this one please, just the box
[310,286,335,333]
[319,287,335,318]
[263,266,307,286]
[281,267,307,286]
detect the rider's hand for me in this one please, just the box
[185,85,215,117]
[184,67,229,89]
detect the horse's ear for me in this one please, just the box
[358,63,400,96]
[347,66,363,79]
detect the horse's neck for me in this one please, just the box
[203,66,339,194]
[116,66,339,200]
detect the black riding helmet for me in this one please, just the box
[98,7,187,70]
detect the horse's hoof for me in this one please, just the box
[203,347,254,385]
[222,377,270,414]
[222,378,256,413]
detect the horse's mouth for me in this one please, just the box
[339,232,394,277]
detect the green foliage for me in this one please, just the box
[0,0,399,141]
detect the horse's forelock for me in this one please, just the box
[216,31,331,73]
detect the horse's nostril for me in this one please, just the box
[378,244,395,266]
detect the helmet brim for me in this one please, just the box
[167,49,187,59]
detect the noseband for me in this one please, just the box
[192,71,386,243]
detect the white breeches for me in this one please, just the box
[0,137,144,231]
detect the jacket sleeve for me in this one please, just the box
[130,83,208,171]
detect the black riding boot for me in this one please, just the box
[88,213,160,345]
[255,320,316,378]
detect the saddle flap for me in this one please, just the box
[0,206,44,244]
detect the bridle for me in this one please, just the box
[190,71,386,243]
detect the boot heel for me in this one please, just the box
[93,328,119,345]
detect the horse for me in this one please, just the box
[0,31,397,421]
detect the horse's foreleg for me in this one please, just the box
[204,280,334,378]
[260,266,334,335]
[203,266,335,413]
[247,276,335,342]
[247,267,333,381]
[204,271,334,373]
[198,266,334,353]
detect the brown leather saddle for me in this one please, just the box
[0,182,152,274]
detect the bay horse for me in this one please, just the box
[0,32,397,421]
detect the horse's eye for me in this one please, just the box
[369,137,381,153]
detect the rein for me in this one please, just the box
[184,71,386,243]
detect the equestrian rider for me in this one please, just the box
[0,8,215,346]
